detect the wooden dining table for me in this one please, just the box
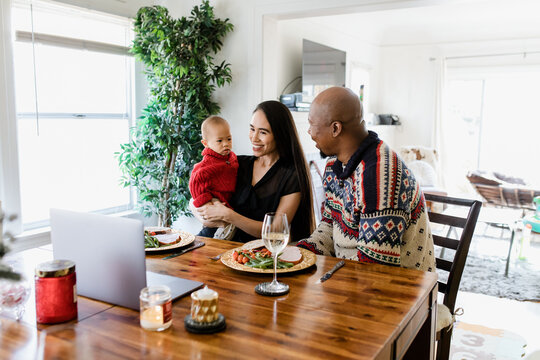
[1,237,438,359]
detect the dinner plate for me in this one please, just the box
[220,240,317,273]
[145,229,195,252]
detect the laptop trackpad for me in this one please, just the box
[146,271,204,301]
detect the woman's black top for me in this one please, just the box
[230,155,300,243]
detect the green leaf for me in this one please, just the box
[120,3,233,224]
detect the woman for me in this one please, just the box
[197,100,314,243]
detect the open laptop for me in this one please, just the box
[50,209,204,310]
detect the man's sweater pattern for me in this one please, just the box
[298,132,435,271]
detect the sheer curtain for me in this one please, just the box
[431,57,447,190]
[0,0,23,234]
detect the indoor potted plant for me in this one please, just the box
[117,1,233,227]
[0,204,19,281]
[0,204,30,320]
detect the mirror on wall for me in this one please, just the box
[302,39,346,103]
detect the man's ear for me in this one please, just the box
[201,139,208,147]
[331,121,342,137]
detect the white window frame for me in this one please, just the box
[1,0,139,251]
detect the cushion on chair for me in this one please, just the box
[407,160,437,187]
[468,170,529,187]
[399,146,439,172]
[436,304,453,333]
[492,172,527,186]
[467,170,502,186]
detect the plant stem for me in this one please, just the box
[159,81,183,227]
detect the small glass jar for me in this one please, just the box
[35,259,77,324]
[140,285,172,331]
[0,275,31,320]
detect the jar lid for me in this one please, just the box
[35,259,76,278]
[140,285,171,303]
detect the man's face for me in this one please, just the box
[308,103,334,156]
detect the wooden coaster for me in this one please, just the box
[184,313,226,334]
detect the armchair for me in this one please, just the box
[399,146,447,211]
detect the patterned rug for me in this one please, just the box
[458,252,540,301]
[436,228,540,301]
[450,322,527,360]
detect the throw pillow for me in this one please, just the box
[407,160,437,187]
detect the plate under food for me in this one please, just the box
[220,240,317,273]
[145,229,195,252]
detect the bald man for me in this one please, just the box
[297,87,435,271]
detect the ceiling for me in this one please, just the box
[302,0,540,47]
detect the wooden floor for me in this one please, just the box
[454,291,540,359]
[453,220,540,359]
[449,221,540,359]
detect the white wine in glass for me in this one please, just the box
[263,232,289,254]
[255,212,290,296]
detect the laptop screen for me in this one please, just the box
[51,209,148,309]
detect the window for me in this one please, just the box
[444,78,484,193]
[445,65,540,193]
[11,1,134,229]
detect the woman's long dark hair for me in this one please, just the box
[254,101,315,240]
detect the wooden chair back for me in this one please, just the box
[425,193,482,314]
[424,194,482,360]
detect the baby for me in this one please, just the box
[189,116,239,234]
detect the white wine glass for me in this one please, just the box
[255,212,290,296]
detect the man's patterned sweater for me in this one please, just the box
[298,131,435,272]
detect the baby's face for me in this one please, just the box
[205,123,232,156]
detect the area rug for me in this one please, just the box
[435,231,540,301]
[457,253,540,301]
[450,321,527,360]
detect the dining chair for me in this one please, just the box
[309,160,326,223]
[424,193,482,360]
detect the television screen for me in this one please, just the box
[302,39,346,103]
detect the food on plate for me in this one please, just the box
[144,227,182,248]
[278,246,303,265]
[154,233,181,246]
[144,226,170,235]
[231,245,303,269]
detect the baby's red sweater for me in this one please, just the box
[189,148,239,208]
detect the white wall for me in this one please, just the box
[165,0,257,156]
[376,45,440,150]
[165,0,391,156]
[276,18,380,100]
[376,38,540,151]
[272,18,381,154]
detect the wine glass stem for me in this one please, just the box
[273,253,278,285]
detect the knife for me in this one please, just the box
[162,240,205,260]
[316,260,345,284]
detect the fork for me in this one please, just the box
[208,253,222,261]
